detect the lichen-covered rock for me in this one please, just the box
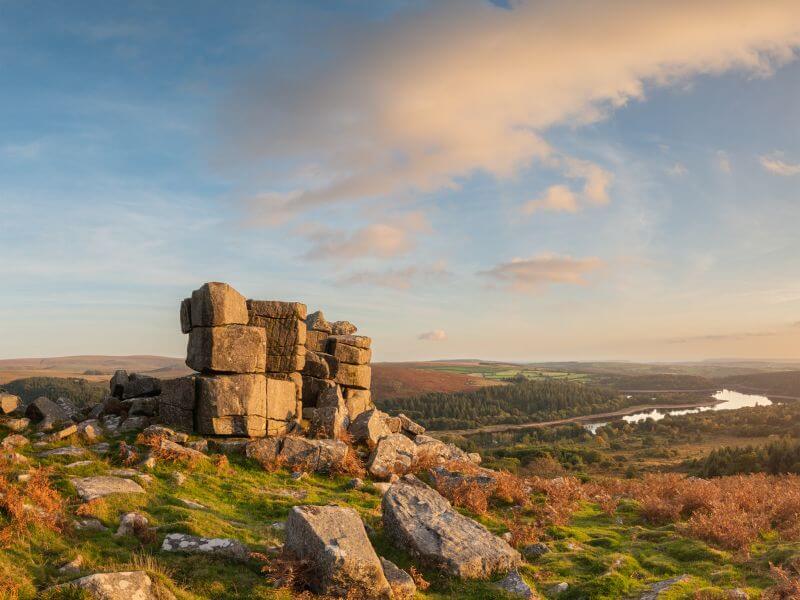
[111,372,161,400]
[1,434,28,450]
[330,320,358,335]
[380,557,416,599]
[245,437,282,465]
[494,570,537,599]
[265,378,297,422]
[247,299,307,320]
[301,375,336,408]
[115,512,149,537]
[329,338,372,365]
[190,282,249,327]
[303,351,331,379]
[327,334,371,349]
[161,533,249,561]
[284,505,391,599]
[250,313,307,354]
[382,476,521,578]
[118,416,150,433]
[307,310,332,333]
[71,476,146,501]
[279,436,348,472]
[3,417,29,432]
[344,388,372,421]
[305,329,329,352]
[368,433,417,479]
[196,374,266,437]
[77,419,102,442]
[187,325,267,374]
[54,396,81,421]
[46,571,171,600]
[414,434,470,465]
[398,413,425,436]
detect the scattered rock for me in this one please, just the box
[54,396,81,421]
[74,518,108,532]
[1,434,29,450]
[161,533,249,561]
[71,476,146,501]
[177,498,206,509]
[551,582,569,594]
[373,483,392,496]
[245,437,282,465]
[495,570,536,598]
[25,396,69,429]
[171,472,187,486]
[4,417,30,432]
[414,434,470,465]
[279,436,348,473]
[208,438,249,455]
[77,419,103,442]
[101,415,122,433]
[380,557,416,600]
[347,477,364,490]
[39,446,87,458]
[307,310,332,333]
[521,543,550,560]
[330,320,358,335]
[65,460,94,469]
[154,438,209,462]
[90,442,111,455]
[115,512,149,537]
[186,439,208,453]
[349,409,391,447]
[123,397,157,417]
[58,555,84,575]
[637,575,691,599]
[382,476,521,578]
[118,416,150,433]
[47,423,77,441]
[367,433,417,479]
[46,571,171,600]
[284,505,392,599]
[397,414,425,436]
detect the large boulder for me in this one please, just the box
[380,557,416,600]
[414,434,470,465]
[368,433,417,479]
[266,346,306,373]
[190,282,249,327]
[196,374,266,437]
[157,376,196,432]
[110,372,161,400]
[343,388,373,421]
[382,476,521,578]
[0,392,20,415]
[245,437,282,465]
[25,396,69,428]
[187,325,266,374]
[279,436,348,472]
[284,505,392,599]
[247,299,307,320]
[46,571,171,600]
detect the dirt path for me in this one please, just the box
[442,399,724,436]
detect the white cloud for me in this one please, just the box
[523,185,578,215]
[301,212,429,261]
[479,254,604,291]
[223,0,800,215]
[418,329,447,341]
[667,162,688,176]
[760,152,800,176]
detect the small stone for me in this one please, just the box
[116,512,149,537]
[45,571,168,600]
[306,310,332,333]
[58,555,84,575]
[17,472,31,482]
[1,434,29,450]
[495,570,535,599]
[171,472,187,486]
[74,518,108,531]
[77,419,102,442]
[39,446,86,458]
[90,442,111,455]
[551,582,569,594]
[291,471,307,481]
[178,498,206,509]
[47,424,77,441]
[522,543,550,559]
[347,478,364,490]
[0,393,21,414]
[65,460,94,469]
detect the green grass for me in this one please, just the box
[0,426,790,599]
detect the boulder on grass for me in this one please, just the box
[380,557,416,600]
[71,476,146,501]
[0,392,20,415]
[25,396,70,430]
[284,505,392,599]
[349,410,391,447]
[382,476,521,579]
[161,533,249,561]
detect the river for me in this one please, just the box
[584,389,773,434]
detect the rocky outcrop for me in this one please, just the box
[284,505,392,599]
[382,476,521,578]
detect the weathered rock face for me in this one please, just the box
[368,433,417,479]
[382,476,521,579]
[187,325,267,374]
[279,436,348,472]
[71,476,146,501]
[196,374,266,436]
[245,437,282,465]
[48,571,170,600]
[161,533,249,561]
[190,282,249,327]
[284,505,392,599]
[306,310,332,333]
[247,299,307,321]
[180,297,193,334]
[157,376,196,432]
[414,434,471,465]
[398,414,425,436]
[330,320,357,335]
[328,337,372,365]
[303,351,331,380]
[380,557,417,600]
[344,389,373,420]
[0,392,20,414]
[327,334,371,350]
[301,375,336,408]
[110,371,161,400]
[305,330,329,352]
[251,313,307,354]
[335,363,372,390]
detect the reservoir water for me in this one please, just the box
[584,389,772,434]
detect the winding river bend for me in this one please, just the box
[584,389,772,433]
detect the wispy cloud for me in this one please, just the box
[760,152,800,176]
[337,262,450,290]
[523,185,578,215]
[668,322,800,343]
[479,254,604,291]
[716,150,732,173]
[667,162,688,176]
[1,141,43,160]
[418,329,447,341]
[223,0,800,216]
[301,212,429,261]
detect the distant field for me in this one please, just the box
[414,361,590,382]
[371,362,502,401]
[0,355,191,384]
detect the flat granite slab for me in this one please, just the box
[71,476,146,501]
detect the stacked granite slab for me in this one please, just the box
[302,311,374,422]
[176,282,299,437]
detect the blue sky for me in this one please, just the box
[1,0,800,362]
